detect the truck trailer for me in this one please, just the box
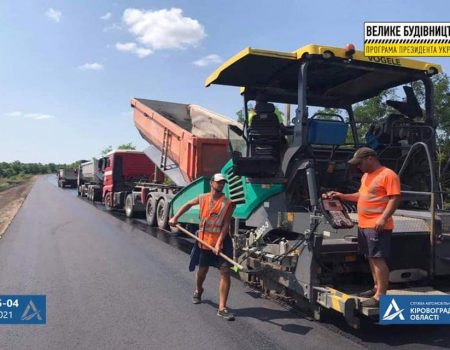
[130,98,241,228]
[57,168,77,188]
[76,100,240,228]
[77,157,104,200]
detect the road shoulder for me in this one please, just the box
[0,176,37,237]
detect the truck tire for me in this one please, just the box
[125,194,135,218]
[104,192,112,211]
[93,188,101,202]
[145,196,157,226]
[89,188,95,202]
[156,198,169,229]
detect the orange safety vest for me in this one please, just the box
[357,166,401,229]
[198,193,233,250]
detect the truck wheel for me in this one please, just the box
[104,192,112,211]
[89,188,95,202]
[125,194,135,218]
[146,196,157,226]
[156,198,169,229]
[93,188,101,202]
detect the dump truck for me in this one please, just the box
[77,150,164,216]
[130,99,242,228]
[75,100,240,224]
[77,158,105,200]
[168,44,450,328]
[57,168,77,188]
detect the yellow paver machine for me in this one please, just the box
[205,44,450,328]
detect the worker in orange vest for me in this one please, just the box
[326,147,401,308]
[169,173,236,320]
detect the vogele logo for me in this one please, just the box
[382,298,405,321]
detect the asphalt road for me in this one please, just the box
[0,176,449,350]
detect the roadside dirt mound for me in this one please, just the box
[0,177,37,237]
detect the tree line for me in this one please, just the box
[0,161,63,178]
[0,143,138,179]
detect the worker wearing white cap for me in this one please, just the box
[169,173,236,320]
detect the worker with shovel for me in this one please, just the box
[169,173,236,321]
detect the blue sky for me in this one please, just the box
[1,0,450,163]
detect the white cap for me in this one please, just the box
[211,173,227,182]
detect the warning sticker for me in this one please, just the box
[364,22,450,57]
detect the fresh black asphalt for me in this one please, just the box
[0,176,449,350]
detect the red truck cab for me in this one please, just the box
[102,150,164,210]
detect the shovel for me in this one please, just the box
[176,224,244,272]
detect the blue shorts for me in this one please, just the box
[198,236,233,269]
[358,228,392,258]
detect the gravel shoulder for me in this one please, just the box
[0,176,37,236]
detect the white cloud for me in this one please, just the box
[193,54,222,67]
[46,8,62,23]
[6,111,22,117]
[103,23,122,32]
[78,63,104,71]
[115,42,152,58]
[116,42,135,51]
[24,113,56,120]
[100,12,112,20]
[33,114,55,120]
[121,8,206,52]
[5,111,55,120]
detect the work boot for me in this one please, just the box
[217,308,235,321]
[361,297,379,308]
[192,289,203,304]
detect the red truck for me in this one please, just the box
[77,98,239,229]
[78,150,166,217]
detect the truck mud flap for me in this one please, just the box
[314,287,360,329]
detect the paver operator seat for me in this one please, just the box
[248,102,283,160]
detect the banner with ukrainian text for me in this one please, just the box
[365,22,450,57]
